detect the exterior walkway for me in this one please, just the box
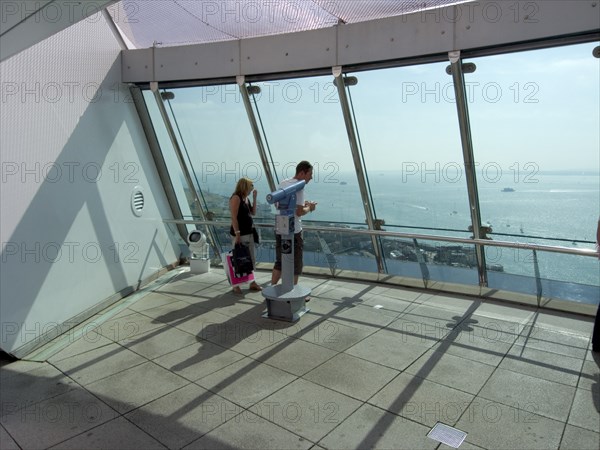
[1,268,599,449]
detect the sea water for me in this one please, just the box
[200,171,600,287]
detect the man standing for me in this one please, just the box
[271,160,317,286]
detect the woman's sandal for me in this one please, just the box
[232,286,243,295]
[249,282,262,291]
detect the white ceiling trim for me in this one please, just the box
[121,0,600,83]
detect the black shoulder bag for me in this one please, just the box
[232,243,254,277]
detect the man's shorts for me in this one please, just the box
[273,232,303,275]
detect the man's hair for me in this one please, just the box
[295,160,313,175]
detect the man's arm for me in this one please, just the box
[295,202,316,217]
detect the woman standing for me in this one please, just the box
[229,177,262,294]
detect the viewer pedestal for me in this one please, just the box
[190,258,210,274]
[262,284,310,322]
[263,181,310,322]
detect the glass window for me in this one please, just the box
[249,75,379,272]
[249,76,365,225]
[466,42,600,287]
[142,90,194,220]
[140,42,598,302]
[162,85,270,220]
[345,62,478,284]
[144,85,273,256]
[346,63,472,237]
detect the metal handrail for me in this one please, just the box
[164,219,599,258]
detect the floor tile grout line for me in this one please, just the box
[183,402,319,450]
[345,301,489,449]
[449,319,587,448]
[55,316,255,388]
[52,345,151,390]
[33,361,153,450]
[24,268,190,363]
[441,340,516,449]
[0,364,85,418]
[4,272,597,450]
[170,281,393,444]
[561,356,597,436]
[0,417,24,450]
[117,380,236,448]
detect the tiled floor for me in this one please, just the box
[1,267,599,449]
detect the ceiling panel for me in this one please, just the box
[107,0,467,49]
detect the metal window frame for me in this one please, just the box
[333,66,386,273]
[448,51,488,287]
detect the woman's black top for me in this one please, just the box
[230,194,253,236]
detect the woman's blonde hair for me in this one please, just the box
[233,177,253,198]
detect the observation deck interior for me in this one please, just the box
[0,1,599,449]
[1,269,598,449]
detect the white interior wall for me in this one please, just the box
[0,12,181,357]
[0,1,119,62]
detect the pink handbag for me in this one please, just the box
[224,253,254,286]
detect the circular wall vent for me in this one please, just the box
[131,186,145,217]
